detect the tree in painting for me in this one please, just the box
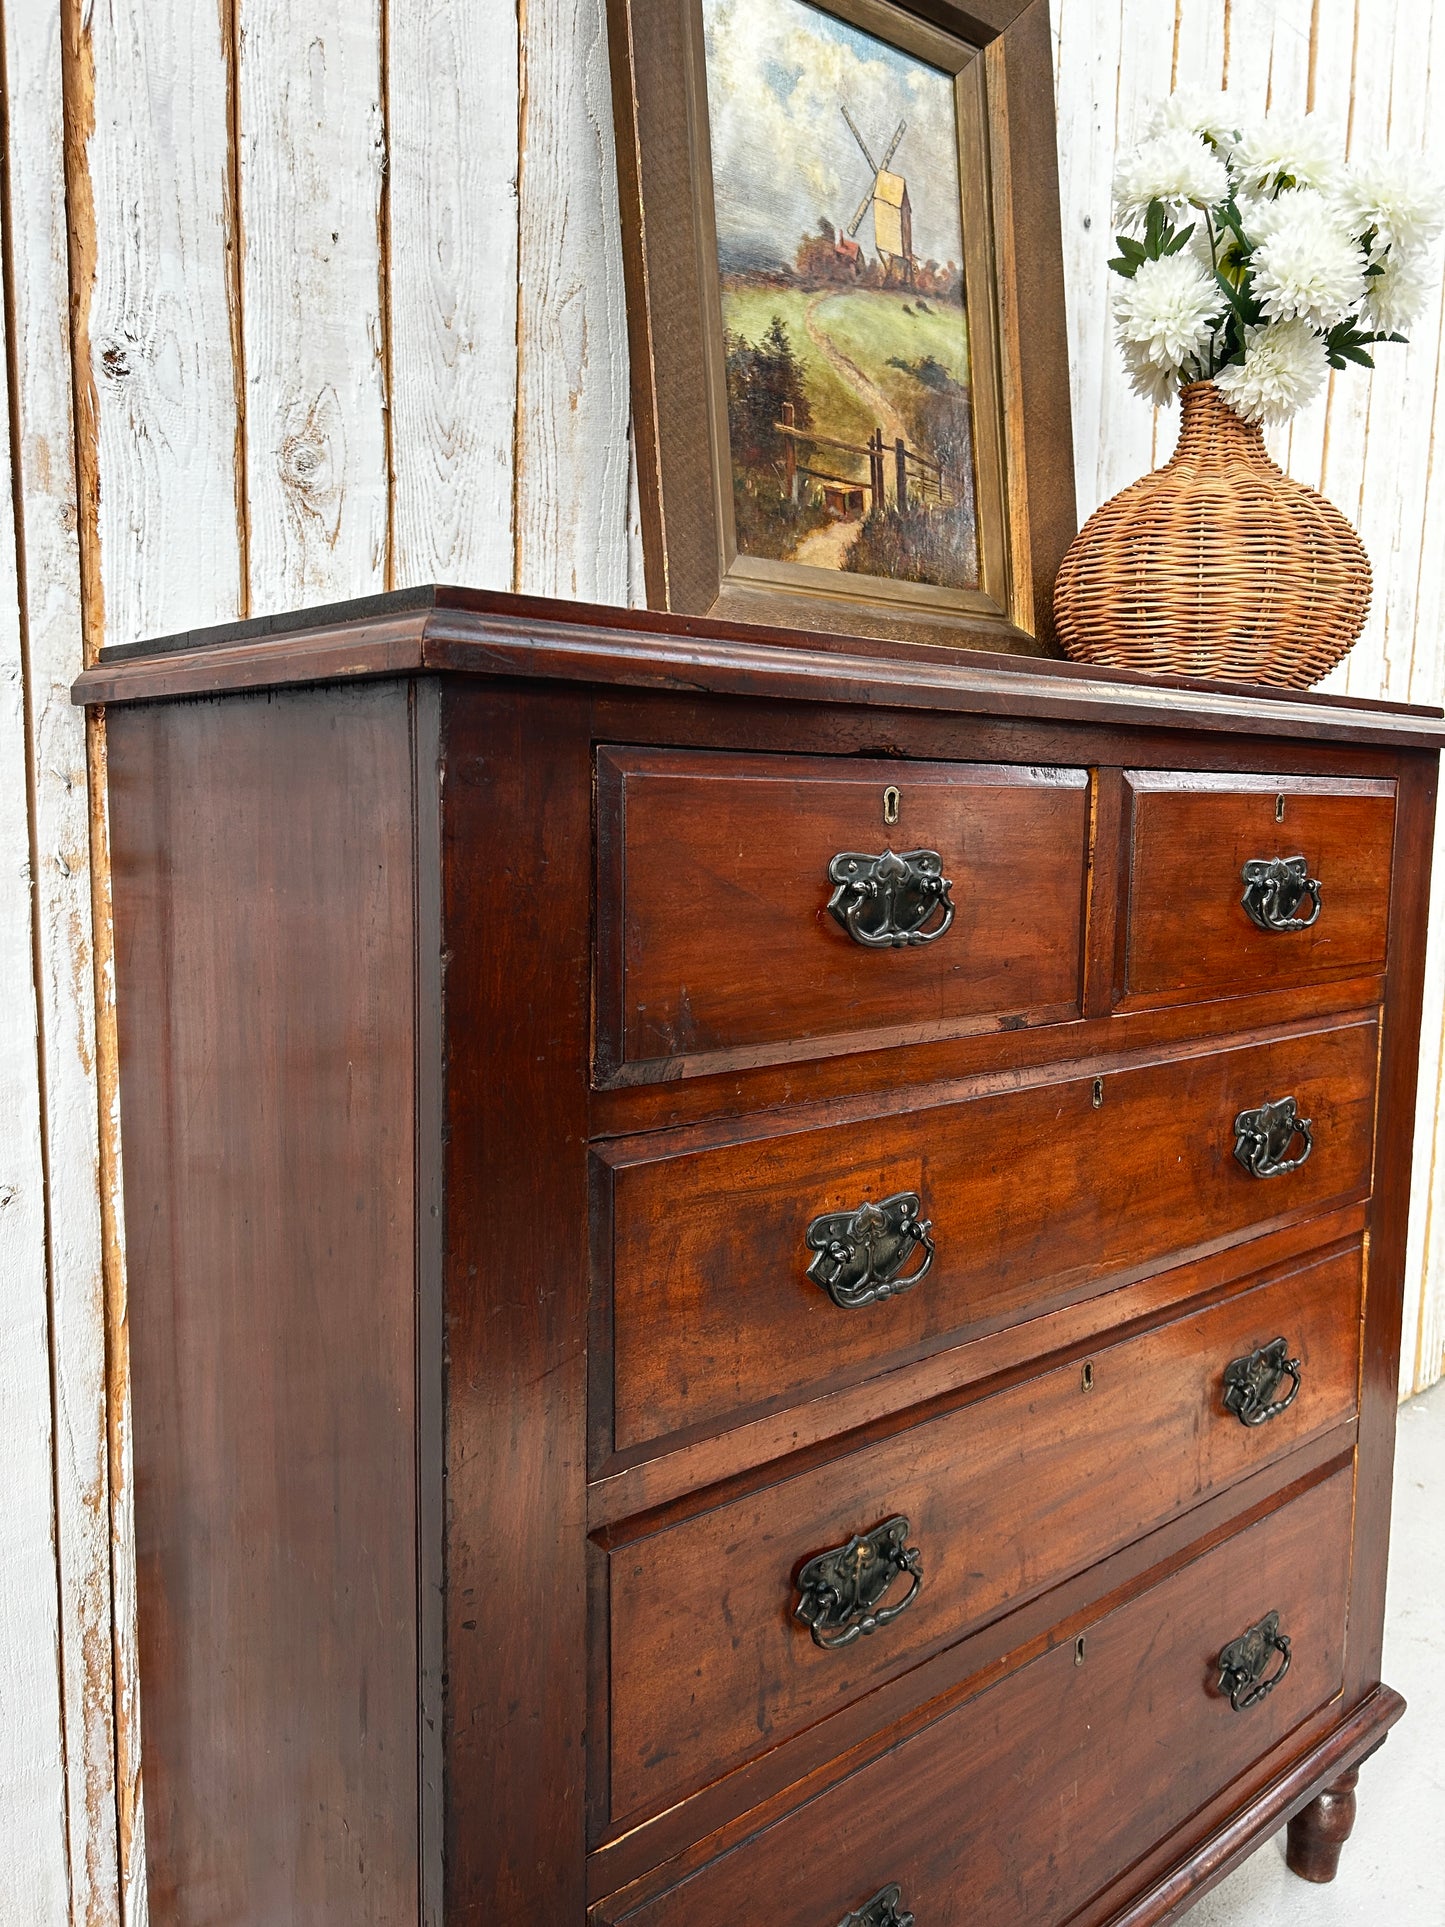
[704,0,979,587]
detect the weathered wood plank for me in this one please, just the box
[5,2,118,1920]
[238,0,389,608]
[512,0,632,599]
[85,0,243,645]
[388,0,518,589]
[0,195,71,1927]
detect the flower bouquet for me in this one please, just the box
[1053,94,1444,687]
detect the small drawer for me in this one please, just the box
[1120,770,1396,1009]
[595,1464,1354,1924]
[599,1249,1360,1827]
[594,749,1090,1081]
[595,1015,1378,1459]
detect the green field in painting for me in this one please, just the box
[721,285,873,468]
[720,282,970,480]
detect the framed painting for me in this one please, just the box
[607,0,1076,652]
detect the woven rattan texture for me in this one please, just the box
[1054,382,1371,689]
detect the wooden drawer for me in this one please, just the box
[1120,771,1395,1009]
[596,1464,1354,1924]
[594,749,1090,1081]
[599,1248,1360,1827]
[596,1015,1378,1459]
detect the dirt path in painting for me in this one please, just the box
[790,293,906,570]
[803,293,908,446]
[792,515,860,570]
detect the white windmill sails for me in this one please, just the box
[841,105,913,274]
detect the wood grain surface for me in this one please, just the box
[108,684,421,1924]
[1120,771,1396,1006]
[601,1248,1361,1825]
[595,1467,1355,1926]
[599,1016,1380,1457]
[596,748,1090,1077]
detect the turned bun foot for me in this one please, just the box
[1286,1767,1360,1883]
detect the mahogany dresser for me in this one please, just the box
[77,587,1442,1926]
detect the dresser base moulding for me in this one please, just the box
[1095,1685,1403,1926]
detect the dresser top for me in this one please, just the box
[72,583,1445,749]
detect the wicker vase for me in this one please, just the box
[1053,380,1371,688]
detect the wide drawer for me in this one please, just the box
[596,1015,1378,1457]
[594,749,1090,1080]
[1120,771,1396,1009]
[596,1464,1354,1925]
[600,1248,1360,1826]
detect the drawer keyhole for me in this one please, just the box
[1081,1360,1095,1393]
[1276,792,1286,822]
[882,785,901,826]
[1075,1634,1087,1665]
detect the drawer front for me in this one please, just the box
[602,1249,1360,1825]
[595,750,1090,1079]
[599,1466,1354,1925]
[1121,771,1395,1007]
[600,1016,1378,1456]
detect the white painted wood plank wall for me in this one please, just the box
[0,1,1441,1918]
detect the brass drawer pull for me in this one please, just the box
[1217,1609,1292,1711]
[1234,1096,1313,1178]
[794,1515,923,1651]
[826,848,955,948]
[837,1886,915,1927]
[806,1192,934,1309]
[1241,855,1322,932]
[1223,1336,1302,1426]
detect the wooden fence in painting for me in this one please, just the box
[777,403,949,515]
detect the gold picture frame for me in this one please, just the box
[608,0,1077,652]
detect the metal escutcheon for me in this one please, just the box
[794,1516,923,1652]
[1241,854,1322,932]
[836,1885,915,1927]
[1234,1095,1314,1178]
[826,848,955,949]
[1217,1609,1292,1711]
[1223,1336,1302,1427]
[806,1192,934,1310]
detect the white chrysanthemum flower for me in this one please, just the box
[1117,336,1182,406]
[1231,114,1344,195]
[1250,189,1367,329]
[1338,150,1445,260]
[1361,248,1434,335]
[1113,250,1224,375]
[1215,319,1330,424]
[1113,127,1230,230]
[1145,88,1243,151]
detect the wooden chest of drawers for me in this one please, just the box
[77,588,1442,1925]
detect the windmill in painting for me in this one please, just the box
[842,106,913,281]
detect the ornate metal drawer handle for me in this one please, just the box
[1241,855,1322,932]
[1223,1336,1302,1426]
[837,1885,915,1927]
[1217,1609,1292,1711]
[826,848,955,949]
[794,1515,923,1651]
[1234,1095,1313,1178]
[806,1192,934,1310]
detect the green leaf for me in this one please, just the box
[1144,198,1168,256]
[1107,255,1141,278]
[1163,223,1196,254]
[1363,261,1385,277]
[1113,235,1148,263]
[1213,269,1258,326]
[1336,343,1376,368]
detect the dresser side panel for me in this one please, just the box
[439,684,594,1922]
[107,684,423,1924]
[1350,747,1439,1697]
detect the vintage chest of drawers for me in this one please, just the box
[76,587,1441,1925]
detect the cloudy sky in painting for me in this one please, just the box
[702,0,965,271]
